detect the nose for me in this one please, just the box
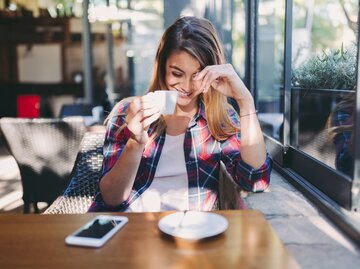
[180,78,193,92]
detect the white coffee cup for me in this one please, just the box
[152,90,178,115]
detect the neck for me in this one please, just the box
[164,106,198,136]
[163,100,199,135]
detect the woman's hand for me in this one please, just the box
[125,93,161,145]
[193,64,252,103]
[194,64,266,168]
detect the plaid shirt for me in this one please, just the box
[89,100,272,212]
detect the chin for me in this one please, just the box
[176,97,198,111]
[177,94,192,103]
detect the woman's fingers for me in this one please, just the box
[142,111,161,129]
[140,92,155,106]
[127,97,142,120]
[126,109,143,133]
[193,65,223,93]
[126,93,162,132]
[142,106,160,118]
[193,66,210,81]
[129,94,157,113]
[127,94,159,121]
[123,93,162,144]
[141,93,162,128]
[203,72,221,93]
[192,64,240,96]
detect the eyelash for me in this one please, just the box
[172,72,182,77]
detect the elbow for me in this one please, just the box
[254,177,270,192]
[242,161,272,192]
[252,160,272,192]
[241,176,270,193]
[242,152,267,170]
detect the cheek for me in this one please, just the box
[165,75,178,86]
[192,79,202,91]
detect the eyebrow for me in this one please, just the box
[169,65,200,75]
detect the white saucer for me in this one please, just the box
[158,211,228,241]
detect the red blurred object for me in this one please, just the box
[17,95,41,118]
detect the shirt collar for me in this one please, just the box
[188,100,206,128]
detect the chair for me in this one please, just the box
[44,131,105,214]
[218,162,247,210]
[0,117,86,213]
[60,103,104,126]
[59,103,94,118]
[45,129,246,214]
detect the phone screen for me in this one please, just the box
[75,218,124,239]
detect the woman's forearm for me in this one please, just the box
[236,94,267,169]
[99,138,145,206]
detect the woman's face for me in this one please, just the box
[165,51,202,113]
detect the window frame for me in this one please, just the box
[245,0,360,245]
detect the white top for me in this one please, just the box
[126,133,189,212]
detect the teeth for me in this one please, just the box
[177,90,191,97]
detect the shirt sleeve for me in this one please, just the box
[101,102,131,177]
[88,100,132,212]
[219,108,272,192]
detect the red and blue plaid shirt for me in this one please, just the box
[89,100,272,212]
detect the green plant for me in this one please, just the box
[292,44,357,90]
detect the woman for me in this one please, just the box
[327,92,355,177]
[89,16,272,212]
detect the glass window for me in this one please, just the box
[291,0,358,179]
[232,0,246,78]
[257,0,285,141]
[124,0,164,96]
[70,0,163,101]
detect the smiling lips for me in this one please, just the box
[174,88,192,97]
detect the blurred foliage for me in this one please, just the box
[232,0,246,77]
[292,44,357,90]
[311,14,338,51]
[293,0,357,52]
[53,0,74,17]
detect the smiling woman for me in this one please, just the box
[89,16,272,213]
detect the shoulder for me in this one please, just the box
[103,97,136,141]
[112,97,135,116]
[105,97,135,125]
[332,106,353,127]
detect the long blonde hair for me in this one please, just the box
[148,16,239,140]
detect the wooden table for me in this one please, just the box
[0,210,300,269]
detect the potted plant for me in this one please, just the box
[291,44,356,133]
[292,43,356,91]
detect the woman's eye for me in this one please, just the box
[172,72,182,77]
